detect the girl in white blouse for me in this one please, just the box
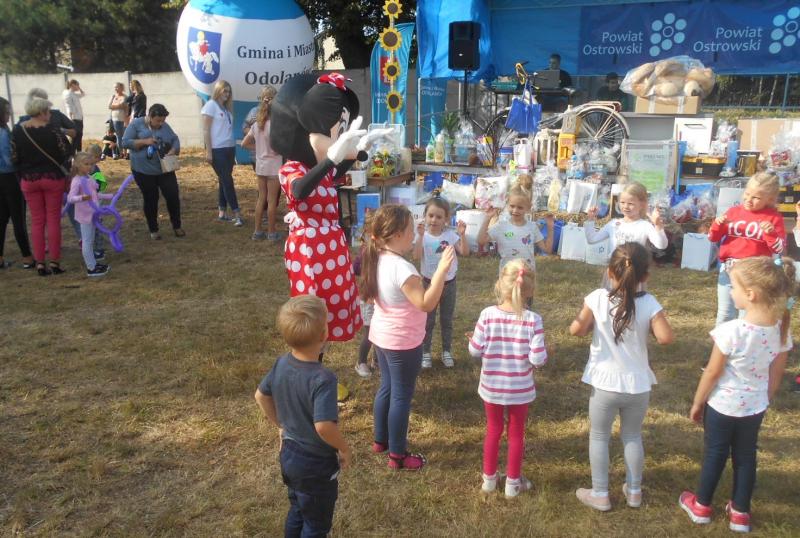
[570,242,674,512]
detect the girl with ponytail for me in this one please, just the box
[360,204,454,471]
[570,242,674,511]
[468,259,548,498]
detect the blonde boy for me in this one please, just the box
[254,295,351,536]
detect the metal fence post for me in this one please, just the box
[782,73,791,111]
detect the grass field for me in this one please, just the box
[1,149,799,537]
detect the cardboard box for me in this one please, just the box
[737,118,800,157]
[634,96,700,115]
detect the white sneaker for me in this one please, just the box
[505,476,532,498]
[481,473,497,493]
[355,363,372,378]
[442,351,454,368]
[422,353,432,369]
[232,216,244,227]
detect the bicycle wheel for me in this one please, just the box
[484,108,517,161]
[576,106,629,151]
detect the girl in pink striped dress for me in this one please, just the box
[468,259,548,497]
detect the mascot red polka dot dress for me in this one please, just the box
[271,73,390,342]
[280,161,359,340]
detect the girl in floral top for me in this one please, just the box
[680,256,795,533]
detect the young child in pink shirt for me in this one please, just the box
[360,204,454,470]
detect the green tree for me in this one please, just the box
[0,0,181,73]
[297,0,417,68]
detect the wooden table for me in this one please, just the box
[367,172,413,187]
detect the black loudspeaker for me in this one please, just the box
[448,21,480,71]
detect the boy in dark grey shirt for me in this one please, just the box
[255,295,351,537]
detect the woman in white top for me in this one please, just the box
[108,82,129,159]
[570,242,674,512]
[202,80,242,226]
[62,79,84,152]
[241,85,282,241]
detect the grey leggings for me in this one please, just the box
[588,387,650,494]
[422,277,457,353]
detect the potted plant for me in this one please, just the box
[442,111,460,163]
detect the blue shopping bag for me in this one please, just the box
[505,81,542,134]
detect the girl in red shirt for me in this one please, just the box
[708,172,785,326]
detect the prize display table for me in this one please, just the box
[411,163,497,175]
[337,173,414,240]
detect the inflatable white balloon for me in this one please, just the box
[176,0,315,101]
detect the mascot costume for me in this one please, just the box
[271,73,390,399]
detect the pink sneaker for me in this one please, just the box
[388,452,426,471]
[371,441,388,454]
[679,491,712,524]
[622,483,642,508]
[726,501,751,533]
[575,488,611,511]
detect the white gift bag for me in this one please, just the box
[410,204,427,224]
[566,181,599,214]
[475,175,509,209]
[681,233,717,271]
[456,209,487,252]
[585,236,612,266]
[716,187,744,217]
[514,138,533,169]
[558,223,587,261]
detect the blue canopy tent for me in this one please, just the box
[417,0,800,79]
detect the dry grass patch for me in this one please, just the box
[1,147,798,536]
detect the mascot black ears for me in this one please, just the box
[270,73,360,166]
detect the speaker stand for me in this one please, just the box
[460,70,470,118]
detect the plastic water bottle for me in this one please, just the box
[559,183,570,211]
[146,145,156,159]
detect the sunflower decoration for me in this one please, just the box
[379,27,402,52]
[386,91,403,113]
[383,59,400,83]
[383,0,402,18]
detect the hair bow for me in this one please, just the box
[317,73,350,91]
[774,257,783,267]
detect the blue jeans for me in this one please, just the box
[716,265,742,326]
[696,405,764,513]
[211,146,239,211]
[113,121,126,154]
[280,439,339,538]
[373,344,422,455]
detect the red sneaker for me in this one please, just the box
[679,491,712,524]
[726,501,751,533]
[388,452,426,471]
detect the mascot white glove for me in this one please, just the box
[327,116,366,164]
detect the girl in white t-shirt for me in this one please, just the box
[680,256,794,533]
[413,197,469,369]
[585,181,667,253]
[361,204,454,471]
[570,242,674,511]
[478,174,553,272]
[241,85,283,241]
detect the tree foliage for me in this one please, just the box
[0,0,415,73]
[296,0,417,69]
[0,0,181,73]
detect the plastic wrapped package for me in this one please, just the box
[440,180,475,208]
[475,175,509,209]
[621,55,715,103]
[548,175,563,213]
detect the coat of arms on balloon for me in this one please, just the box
[176,0,314,102]
[187,28,221,84]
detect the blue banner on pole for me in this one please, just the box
[417,77,448,146]
[371,22,415,130]
[578,0,800,75]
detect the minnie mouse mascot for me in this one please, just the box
[271,73,390,349]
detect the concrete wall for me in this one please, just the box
[1,68,441,148]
